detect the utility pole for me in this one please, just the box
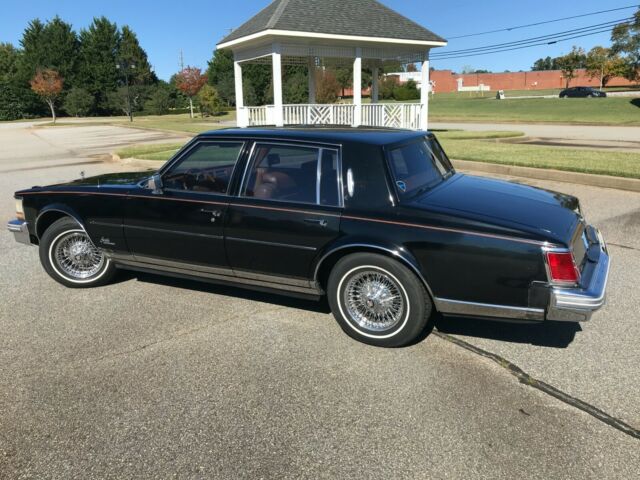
[179,50,184,71]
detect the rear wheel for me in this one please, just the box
[39,217,116,288]
[327,253,432,347]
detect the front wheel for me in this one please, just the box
[39,217,116,288]
[327,253,432,347]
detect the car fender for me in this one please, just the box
[312,236,435,298]
[35,203,88,239]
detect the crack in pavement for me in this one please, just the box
[607,242,639,252]
[434,330,640,440]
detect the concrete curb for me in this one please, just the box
[111,154,162,169]
[452,159,640,193]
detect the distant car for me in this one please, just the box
[559,87,607,98]
[7,128,610,347]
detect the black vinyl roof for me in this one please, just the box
[199,127,429,146]
[218,0,446,45]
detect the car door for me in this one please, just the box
[123,139,246,272]
[224,141,342,286]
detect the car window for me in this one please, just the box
[242,143,340,206]
[388,137,454,199]
[163,142,244,194]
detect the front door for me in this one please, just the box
[123,140,245,271]
[225,142,342,286]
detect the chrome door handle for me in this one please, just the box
[200,208,222,217]
[304,218,328,227]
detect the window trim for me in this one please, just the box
[160,139,246,197]
[384,135,455,202]
[239,141,343,208]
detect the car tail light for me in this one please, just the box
[546,251,580,284]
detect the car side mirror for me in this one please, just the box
[149,173,163,195]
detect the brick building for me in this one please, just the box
[412,69,636,93]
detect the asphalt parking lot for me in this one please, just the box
[1,123,638,478]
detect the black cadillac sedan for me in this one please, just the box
[559,86,607,98]
[7,128,609,347]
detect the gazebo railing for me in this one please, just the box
[239,103,424,130]
[361,103,423,129]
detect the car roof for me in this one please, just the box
[198,126,430,146]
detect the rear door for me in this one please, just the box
[224,141,342,285]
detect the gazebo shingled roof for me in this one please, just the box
[219,0,446,46]
[218,0,447,130]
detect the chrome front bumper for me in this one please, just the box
[547,228,610,322]
[7,219,32,245]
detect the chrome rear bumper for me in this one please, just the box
[547,228,610,322]
[7,219,32,245]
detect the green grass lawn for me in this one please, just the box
[365,91,639,125]
[437,135,640,179]
[40,111,235,134]
[116,129,640,180]
[116,142,187,160]
[428,94,640,125]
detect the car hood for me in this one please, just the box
[50,171,154,188]
[411,174,580,244]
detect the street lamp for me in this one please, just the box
[116,61,136,122]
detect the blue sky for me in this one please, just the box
[1,0,635,80]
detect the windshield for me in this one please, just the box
[387,136,454,199]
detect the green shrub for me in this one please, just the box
[393,79,420,101]
[63,87,94,117]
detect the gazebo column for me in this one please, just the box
[234,59,247,127]
[353,47,362,127]
[272,43,284,127]
[420,54,430,131]
[371,66,379,104]
[308,57,316,104]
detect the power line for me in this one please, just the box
[446,4,639,40]
[430,23,632,61]
[431,18,631,58]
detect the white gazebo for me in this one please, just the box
[217,0,447,130]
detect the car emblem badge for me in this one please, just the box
[100,237,115,246]
[396,181,407,192]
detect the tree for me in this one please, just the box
[611,9,640,82]
[198,84,222,116]
[585,46,627,90]
[316,70,340,103]
[207,48,235,106]
[556,46,586,88]
[393,79,420,101]
[145,82,173,115]
[532,56,558,71]
[30,69,63,122]
[0,43,20,82]
[283,66,308,104]
[0,80,26,120]
[405,63,417,72]
[118,26,154,84]
[77,17,121,113]
[16,17,79,90]
[175,66,207,118]
[334,66,352,97]
[379,76,397,99]
[63,87,94,116]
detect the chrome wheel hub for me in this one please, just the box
[344,270,405,332]
[54,232,104,279]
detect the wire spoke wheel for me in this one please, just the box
[53,231,104,280]
[343,270,405,333]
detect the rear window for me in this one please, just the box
[388,136,453,199]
